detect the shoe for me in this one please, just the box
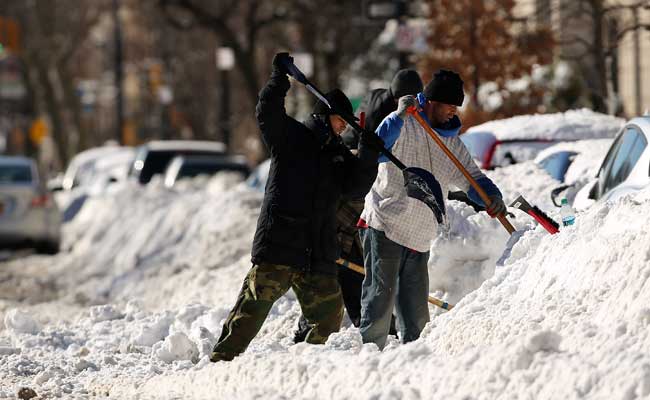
[209,351,235,363]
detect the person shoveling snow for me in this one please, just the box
[357,70,508,350]
[209,53,384,362]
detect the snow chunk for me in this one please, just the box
[153,332,199,364]
[89,305,125,322]
[4,309,40,335]
[525,330,562,353]
[324,327,363,353]
[131,311,175,347]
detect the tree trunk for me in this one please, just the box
[36,63,69,166]
[590,0,608,112]
[58,62,89,152]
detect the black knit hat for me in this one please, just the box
[390,69,423,99]
[423,69,464,106]
[312,88,358,120]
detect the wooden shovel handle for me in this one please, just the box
[407,108,516,234]
[336,258,454,310]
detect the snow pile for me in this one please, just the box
[125,185,650,399]
[1,110,648,399]
[467,109,624,141]
[52,174,263,310]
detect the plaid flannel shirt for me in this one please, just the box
[361,105,493,252]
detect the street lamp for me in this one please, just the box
[216,47,234,151]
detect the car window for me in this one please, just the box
[602,126,647,194]
[0,165,32,183]
[178,163,250,179]
[538,151,577,182]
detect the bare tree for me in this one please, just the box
[1,0,105,165]
[540,0,650,112]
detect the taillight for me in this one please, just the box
[30,194,51,208]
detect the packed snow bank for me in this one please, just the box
[2,153,648,398]
[467,109,624,141]
[52,173,263,311]
[123,186,650,399]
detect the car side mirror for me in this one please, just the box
[550,184,571,207]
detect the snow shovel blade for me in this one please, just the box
[403,167,445,224]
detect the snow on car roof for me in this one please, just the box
[466,108,624,141]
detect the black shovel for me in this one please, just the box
[282,58,446,223]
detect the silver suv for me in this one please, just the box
[0,156,61,254]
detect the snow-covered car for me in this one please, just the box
[534,139,614,207]
[462,109,624,169]
[163,155,250,188]
[573,115,650,210]
[52,145,134,192]
[52,146,135,222]
[0,156,61,253]
[130,140,227,185]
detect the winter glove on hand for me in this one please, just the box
[486,195,506,218]
[272,52,293,75]
[360,129,386,152]
[396,95,418,120]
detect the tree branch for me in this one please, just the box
[557,34,595,52]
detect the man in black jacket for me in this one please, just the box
[210,53,383,362]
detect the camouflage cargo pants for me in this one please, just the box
[210,263,344,362]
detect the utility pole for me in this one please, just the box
[113,0,124,144]
[216,47,234,152]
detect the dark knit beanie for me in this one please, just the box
[390,69,423,99]
[312,88,358,120]
[423,69,465,106]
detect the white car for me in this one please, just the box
[0,156,61,253]
[51,146,135,222]
[573,115,650,210]
[534,138,614,207]
[58,145,134,191]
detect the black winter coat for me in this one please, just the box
[362,88,397,134]
[251,70,379,275]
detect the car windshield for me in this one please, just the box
[538,151,577,182]
[0,165,32,183]
[601,126,647,194]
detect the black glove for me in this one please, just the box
[272,52,293,75]
[360,129,385,152]
[486,195,506,218]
